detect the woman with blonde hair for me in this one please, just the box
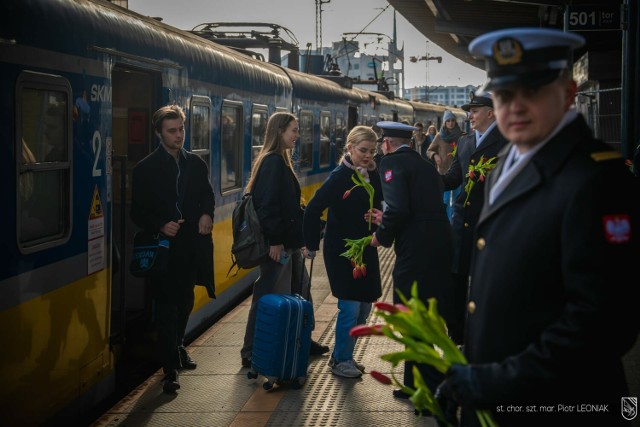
[240,112,305,368]
[302,125,383,378]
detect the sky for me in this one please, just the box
[127,0,487,89]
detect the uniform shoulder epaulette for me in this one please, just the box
[590,151,622,162]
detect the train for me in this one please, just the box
[0,0,466,424]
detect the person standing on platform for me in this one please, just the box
[439,93,507,344]
[427,110,465,220]
[240,112,306,369]
[435,28,640,427]
[411,122,428,159]
[303,126,383,378]
[370,121,455,399]
[131,104,215,394]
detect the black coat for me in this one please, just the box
[464,115,640,426]
[251,154,303,249]
[130,145,215,292]
[303,159,383,302]
[376,147,454,316]
[441,125,508,275]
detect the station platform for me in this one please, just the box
[92,244,640,427]
[92,246,438,427]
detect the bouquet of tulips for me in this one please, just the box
[341,168,376,279]
[464,155,496,205]
[349,283,497,427]
[340,235,372,279]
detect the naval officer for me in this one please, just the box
[435,28,640,427]
[370,121,455,400]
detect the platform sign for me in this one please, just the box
[566,5,620,31]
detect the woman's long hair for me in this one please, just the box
[245,112,298,193]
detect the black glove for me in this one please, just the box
[435,364,481,426]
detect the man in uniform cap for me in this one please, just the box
[435,28,639,427]
[369,121,455,401]
[439,91,507,345]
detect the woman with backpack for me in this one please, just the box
[239,112,305,368]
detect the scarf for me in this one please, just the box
[439,123,463,143]
[342,155,370,182]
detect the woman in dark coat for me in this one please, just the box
[240,112,304,367]
[303,126,383,378]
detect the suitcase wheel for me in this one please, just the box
[291,377,306,389]
[247,370,258,380]
[263,381,274,391]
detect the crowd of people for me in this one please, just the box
[130,26,638,426]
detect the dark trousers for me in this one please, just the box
[155,256,196,375]
[448,271,469,345]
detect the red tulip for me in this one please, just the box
[353,267,360,279]
[375,302,398,313]
[349,324,384,337]
[342,190,351,199]
[469,170,476,180]
[370,370,393,385]
[360,265,367,277]
[479,174,485,182]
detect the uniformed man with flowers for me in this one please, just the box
[370,121,455,400]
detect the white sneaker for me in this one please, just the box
[331,359,363,378]
[328,356,365,372]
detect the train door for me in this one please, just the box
[110,65,160,370]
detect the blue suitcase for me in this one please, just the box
[247,293,313,390]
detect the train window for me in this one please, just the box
[16,72,72,253]
[298,112,313,171]
[319,112,331,168]
[251,107,268,162]
[220,103,243,192]
[190,96,211,172]
[335,114,345,163]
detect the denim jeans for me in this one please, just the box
[443,186,462,221]
[333,299,372,362]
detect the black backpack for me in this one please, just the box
[227,193,269,276]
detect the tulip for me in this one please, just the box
[374,301,399,313]
[370,370,392,385]
[349,324,384,337]
[479,174,485,182]
[468,170,476,180]
[342,190,351,199]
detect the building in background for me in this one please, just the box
[404,84,478,108]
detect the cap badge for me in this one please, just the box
[492,37,523,66]
[384,170,393,182]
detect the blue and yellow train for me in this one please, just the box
[0,0,466,424]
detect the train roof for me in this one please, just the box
[2,0,292,96]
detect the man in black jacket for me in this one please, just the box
[371,121,454,400]
[131,105,215,394]
[440,93,508,344]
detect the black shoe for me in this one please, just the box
[309,340,330,355]
[241,357,252,368]
[162,371,180,394]
[178,346,197,370]
[393,389,411,399]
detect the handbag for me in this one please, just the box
[130,231,170,277]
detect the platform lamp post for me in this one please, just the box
[409,52,442,102]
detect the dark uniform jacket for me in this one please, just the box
[251,153,303,249]
[441,125,508,275]
[376,146,454,311]
[303,157,383,302]
[130,145,215,293]
[464,115,640,426]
